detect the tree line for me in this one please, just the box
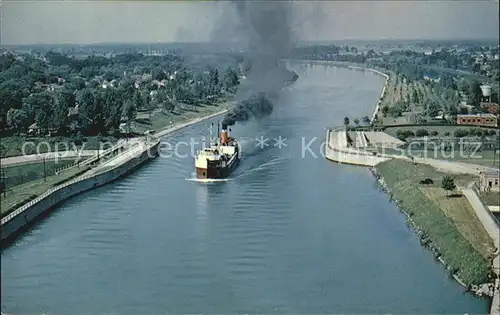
[0,51,244,137]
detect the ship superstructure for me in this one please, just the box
[195,123,239,179]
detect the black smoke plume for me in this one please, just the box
[214,1,298,127]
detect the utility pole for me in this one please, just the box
[0,167,5,198]
[494,151,496,167]
[43,156,47,182]
[0,150,5,198]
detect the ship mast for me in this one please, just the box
[217,120,220,145]
[210,123,213,145]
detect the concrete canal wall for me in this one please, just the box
[325,129,396,167]
[1,140,160,244]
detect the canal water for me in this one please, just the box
[1,64,489,314]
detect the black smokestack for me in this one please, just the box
[213,1,298,127]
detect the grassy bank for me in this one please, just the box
[0,135,118,158]
[0,166,90,217]
[375,159,495,285]
[481,192,500,206]
[134,102,231,135]
[0,102,231,217]
[3,160,76,188]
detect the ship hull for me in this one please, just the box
[196,155,239,179]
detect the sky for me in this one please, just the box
[0,0,499,45]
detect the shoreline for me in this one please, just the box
[152,108,229,139]
[372,164,500,312]
[345,65,389,123]
[370,167,489,295]
[313,59,498,307]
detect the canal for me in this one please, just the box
[1,63,489,313]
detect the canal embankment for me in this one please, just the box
[373,160,496,292]
[0,107,232,246]
[320,61,500,312]
[0,138,160,245]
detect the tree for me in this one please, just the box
[382,105,389,117]
[102,88,123,133]
[223,68,239,91]
[415,129,429,137]
[362,116,371,125]
[441,175,456,197]
[412,89,419,104]
[6,108,28,133]
[162,98,175,113]
[123,99,137,134]
[343,116,350,127]
[354,118,360,126]
[469,81,482,107]
[134,90,144,110]
[53,89,76,134]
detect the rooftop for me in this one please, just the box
[457,113,497,118]
[480,170,500,177]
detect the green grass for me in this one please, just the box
[481,191,500,206]
[384,125,499,138]
[3,160,76,188]
[376,159,493,285]
[133,102,231,135]
[0,135,118,158]
[0,166,90,217]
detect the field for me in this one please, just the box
[376,159,495,285]
[480,191,500,206]
[134,102,230,135]
[3,160,76,188]
[376,73,462,126]
[384,125,499,137]
[0,135,118,158]
[0,166,90,217]
[381,126,500,168]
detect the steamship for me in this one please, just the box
[195,123,240,179]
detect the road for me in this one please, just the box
[461,182,500,273]
[1,138,137,167]
[1,151,99,166]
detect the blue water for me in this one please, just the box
[1,63,489,314]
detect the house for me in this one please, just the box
[149,90,158,100]
[102,80,111,89]
[34,82,48,90]
[47,84,63,92]
[481,102,499,115]
[67,104,79,117]
[456,113,498,127]
[28,123,40,135]
[478,171,499,192]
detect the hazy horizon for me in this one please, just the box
[1,1,499,46]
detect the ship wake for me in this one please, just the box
[185,177,232,183]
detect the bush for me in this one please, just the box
[444,132,451,137]
[430,131,439,136]
[469,128,483,137]
[415,129,429,137]
[396,130,416,140]
[454,129,469,138]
